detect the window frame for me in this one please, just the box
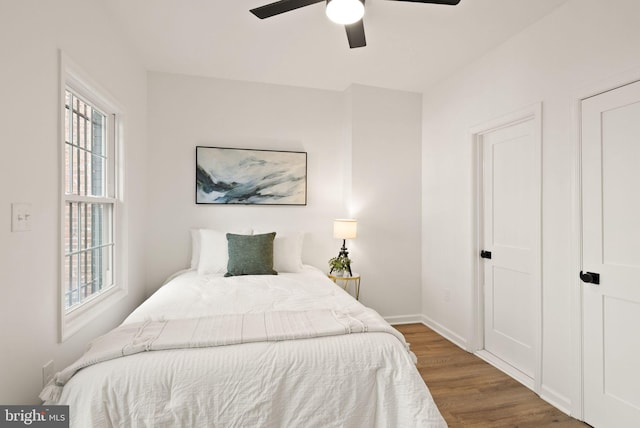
[59,52,127,342]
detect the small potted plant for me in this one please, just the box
[329,255,352,277]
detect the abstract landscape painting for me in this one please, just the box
[196,146,307,205]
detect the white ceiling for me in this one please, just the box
[103,0,569,93]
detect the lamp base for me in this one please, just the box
[329,239,353,277]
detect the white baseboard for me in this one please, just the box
[384,314,423,325]
[420,314,468,350]
[540,384,572,416]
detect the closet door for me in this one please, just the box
[481,117,538,386]
[581,80,640,427]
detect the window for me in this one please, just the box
[60,54,125,340]
[63,90,114,309]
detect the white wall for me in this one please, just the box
[347,85,423,319]
[421,0,640,414]
[146,74,423,320]
[0,0,148,403]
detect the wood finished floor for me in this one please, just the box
[394,324,589,428]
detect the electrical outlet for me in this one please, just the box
[11,203,32,232]
[42,360,54,387]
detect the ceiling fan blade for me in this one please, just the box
[387,0,460,5]
[345,20,366,49]
[250,0,325,19]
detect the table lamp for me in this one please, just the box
[332,219,357,276]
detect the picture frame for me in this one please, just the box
[196,146,307,205]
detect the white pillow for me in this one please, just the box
[272,232,305,273]
[193,228,252,273]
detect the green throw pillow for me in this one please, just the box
[225,232,278,277]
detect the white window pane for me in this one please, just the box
[63,200,114,310]
[90,154,105,196]
[64,91,108,198]
[64,202,78,254]
[67,253,79,308]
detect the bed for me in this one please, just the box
[42,231,446,427]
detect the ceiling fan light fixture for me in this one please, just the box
[326,0,365,25]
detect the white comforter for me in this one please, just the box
[55,267,446,427]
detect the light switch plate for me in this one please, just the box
[11,203,32,232]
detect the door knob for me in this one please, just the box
[580,271,600,285]
[480,250,492,259]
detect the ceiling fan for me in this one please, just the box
[250,0,461,49]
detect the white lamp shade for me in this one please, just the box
[334,219,357,239]
[326,0,365,25]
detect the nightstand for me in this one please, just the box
[328,273,361,300]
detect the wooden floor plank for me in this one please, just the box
[394,324,588,428]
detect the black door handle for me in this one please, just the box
[480,250,492,259]
[580,271,600,285]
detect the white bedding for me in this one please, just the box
[52,266,447,427]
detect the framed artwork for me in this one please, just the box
[196,146,307,205]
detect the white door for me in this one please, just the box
[481,117,539,388]
[581,80,640,427]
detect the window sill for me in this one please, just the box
[60,285,128,342]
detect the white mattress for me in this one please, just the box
[57,267,447,427]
